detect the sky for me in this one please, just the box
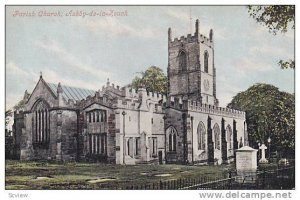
[5,5,294,110]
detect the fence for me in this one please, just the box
[119,166,295,190]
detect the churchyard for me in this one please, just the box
[5,160,232,190]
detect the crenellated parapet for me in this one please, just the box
[168,19,213,48]
[199,34,214,47]
[170,34,198,47]
[74,91,115,109]
[187,100,245,119]
[122,87,166,101]
[101,79,124,97]
[167,97,245,119]
[166,95,187,110]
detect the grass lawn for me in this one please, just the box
[5,160,233,190]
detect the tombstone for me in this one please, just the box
[259,144,268,163]
[236,146,258,176]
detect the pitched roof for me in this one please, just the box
[47,82,96,101]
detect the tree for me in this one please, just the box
[227,83,295,158]
[247,5,295,69]
[5,91,30,131]
[13,99,27,111]
[131,66,167,94]
[5,110,12,128]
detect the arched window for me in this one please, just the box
[31,99,50,146]
[226,125,233,149]
[96,111,100,122]
[178,51,187,71]
[167,126,177,152]
[213,123,220,150]
[197,122,206,150]
[204,51,209,73]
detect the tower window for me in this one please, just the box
[204,51,209,73]
[178,51,187,71]
[167,126,177,152]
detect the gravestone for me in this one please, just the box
[236,146,258,175]
[259,144,268,163]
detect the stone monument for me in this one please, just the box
[236,146,258,175]
[259,144,268,163]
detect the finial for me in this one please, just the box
[107,78,110,86]
[23,90,30,100]
[40,71,42,78]
[195,19,200,39]
[189,7,193,33]
[168,28,172,42]
[57,82,63,93]
[209,29,213,41]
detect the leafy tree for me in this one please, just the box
[5,91,30,130]
[247,5,295,69]
[13,90,30,111]
[13,99,27,111]
[5,110,12,128]
[228,83,295,158]
[131,66,167,94]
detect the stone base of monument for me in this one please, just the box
[236,170,257,184]
[259,158,268,163]
[235,146,258,185]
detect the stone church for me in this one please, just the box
[13,20,248,165]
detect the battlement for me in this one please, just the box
[116,94,164,113]
[168,19,214,48]
[167,97,245,119]
[199,34,213,47]
[74,91,114,109]
[171,34,198,46]
[123,87,139,99]
[101,79,124,96]
[187,100,245,119]
[123,87,167,102]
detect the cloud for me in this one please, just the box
[6,61,31,77]
[77,17,160,39]
[41,68,104,91]
[232,58,273,73]
[249,44,293,60]
[35,38,111,80]
[217,76,244,107]
[165,7,191,22]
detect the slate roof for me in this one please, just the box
[47,82,96,101]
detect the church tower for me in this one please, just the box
[167,19,218,106]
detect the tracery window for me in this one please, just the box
[32,99,50,146]
[213,123,221,150]
[226,125,233,149]
[197,122,206,150]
